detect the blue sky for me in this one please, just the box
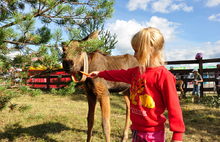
[6,0,220,68]
[105,0,220,68]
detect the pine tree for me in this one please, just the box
[79,19,117,55]
[0,0,116,110]
[0,0,115,76]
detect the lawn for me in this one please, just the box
[0,89,219,142]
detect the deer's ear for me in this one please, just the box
[88,30,99,40]
[81,30,99,41]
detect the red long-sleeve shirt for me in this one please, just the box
[99,66,185,141]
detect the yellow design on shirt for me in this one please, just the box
[137,78,145,93]
[130,92,138,105]
[130,73,155,108]
[139,94,155,108]
[130,76,145,105]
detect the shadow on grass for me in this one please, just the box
[70,91,128,112]
[110,93,128,113]
[181,109,220,135]
[0,122,71,142]
[70,90,88,102]
[164,97,220,141]
[71,127,103,138]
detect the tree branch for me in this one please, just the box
[63,1,90,5]
[0,0,102,29]
[4,40,40,46]
[0,0,64,29]
[40,14,105,21]
[4,40,62,52]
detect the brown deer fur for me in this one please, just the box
[62,31,139,142]
[176,79,184,100]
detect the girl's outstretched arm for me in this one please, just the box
[88,71,100,79]
[88,68,135,84]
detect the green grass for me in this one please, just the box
[0,90,220,142]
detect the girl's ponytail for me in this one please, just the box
[131,27,164,74]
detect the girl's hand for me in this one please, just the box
[88,71,100,79]
[171,140,182,142]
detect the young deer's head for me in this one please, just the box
[62,31,99,73]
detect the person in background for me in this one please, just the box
[88,27,185,142]
[191,69,203,103]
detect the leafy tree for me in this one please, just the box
[0,0,115,110]
[79,19,117,55]
[0,0,115,73]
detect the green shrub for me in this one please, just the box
[0,88,20,111]
[30,89,42,97]
[202,96,220,108]
[19,104,32,112]
[51,82,76,96]
[20,86,30,94]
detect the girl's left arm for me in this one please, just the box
[160,73,185,141]
[98,68,135,84]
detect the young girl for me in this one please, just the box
[88,27,185,142]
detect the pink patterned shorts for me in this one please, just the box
[131,128,165,142]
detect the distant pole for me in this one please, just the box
[47,74,50,90]
[199,58,203,97]
[195,53,203,97]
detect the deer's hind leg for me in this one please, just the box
[98,93,111,142]
[122,88,130,142]
[94,81,111,142]
[179,81,184,100]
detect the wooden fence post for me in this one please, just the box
[199,58,203,97]
[47,75,50,90]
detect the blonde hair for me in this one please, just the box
[131,27,165,73]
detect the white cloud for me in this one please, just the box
[181,3,193,12]
[205,0,220,7]
[6,51,23,59]
[152,0,172,13]
[106,16,179,55]
[162,36,220,64]
[152,0,193,13]
[126,0,193,13]
[204,41,211,45]
[107,18,220,63]
[165,43,220,62]
[208,13,220,22]
[145,16,179,42]
[126,0,152,11]
[202,44,220,59]
[215,40,220,44]
[106,19,143,55]
[166,48,194,61]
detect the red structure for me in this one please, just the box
[28,66,71,89]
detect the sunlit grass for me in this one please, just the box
[0,90,219,142]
